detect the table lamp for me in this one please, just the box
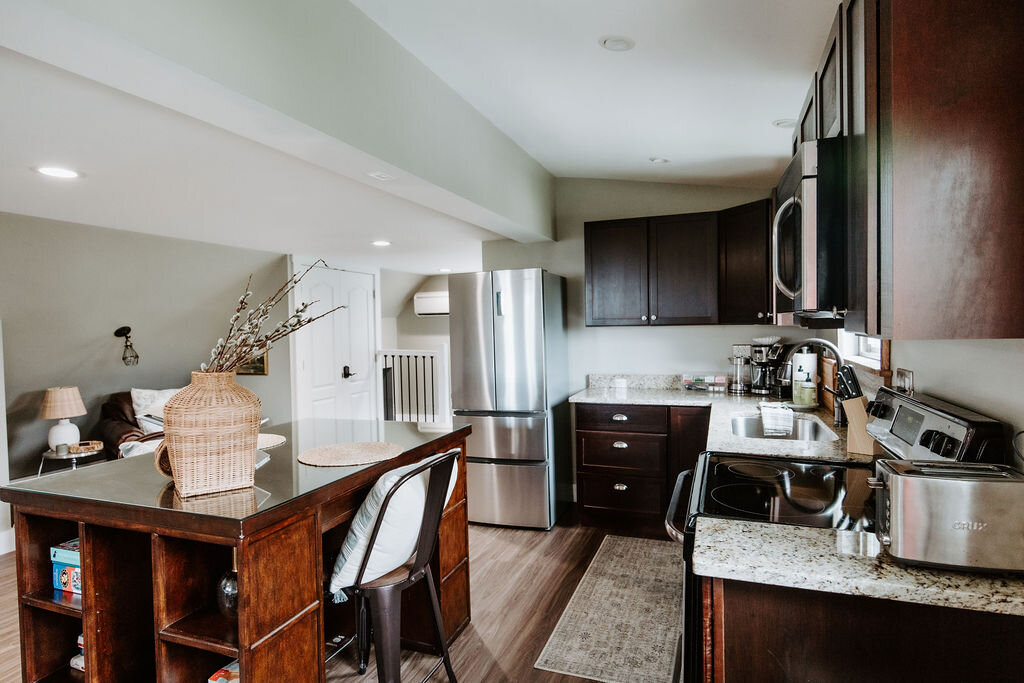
[39,386,87,450]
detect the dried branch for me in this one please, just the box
[201,260,346,373]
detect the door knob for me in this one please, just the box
[342,365,357,379]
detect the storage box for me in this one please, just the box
[52,562,82,594]
[50,538,80,567]
[208,660,239,683]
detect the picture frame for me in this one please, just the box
[236,352,269,376]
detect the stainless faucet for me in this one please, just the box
[781,338,847,425]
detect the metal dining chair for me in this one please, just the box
[328,448,460,683]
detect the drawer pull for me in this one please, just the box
[613,483,628,491]
[611,414,629,422]
[612,441,628,449]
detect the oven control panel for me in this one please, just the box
[865,387,1008,464]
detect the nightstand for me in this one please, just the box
[38,446,105,477]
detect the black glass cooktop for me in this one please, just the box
[694,452,876,531]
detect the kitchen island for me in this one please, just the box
[1,420,471,683]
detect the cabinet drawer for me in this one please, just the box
[577,431,666,475]
[578,473,663,515]
[575,404,668,433]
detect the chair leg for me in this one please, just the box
[424,566,457,683]
[357,594,371,675]
[367,587,403,683]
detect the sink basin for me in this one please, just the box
[731,415,838,442]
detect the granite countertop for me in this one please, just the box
[568,380,867,463]
[692,517,1024,616]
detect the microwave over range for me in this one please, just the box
[772,137,846,328]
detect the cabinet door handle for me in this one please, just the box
[651,314,658,321]
[612,441,628,449]
[611,414,629,422]
[757,311,764,319]
[613,483,628,491]
[641,315,648,321]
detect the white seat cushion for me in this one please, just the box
[329,457,458,602]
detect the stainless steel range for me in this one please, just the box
[665,388,1013,682]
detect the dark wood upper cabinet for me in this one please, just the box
[816,6,843,138]
[585,218,649,326]
[718,199,772,324]
[797,78,816,145]
[841,0,1024,339]
[585,201,770,327]
[649,213,718,325]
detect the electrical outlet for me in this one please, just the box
[894,368,914,394]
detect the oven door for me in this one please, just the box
[666,470,698,683]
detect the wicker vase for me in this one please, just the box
[163,371,261,497]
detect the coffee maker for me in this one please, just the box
[751,342,791,399]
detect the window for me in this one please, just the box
[838,330,882,370]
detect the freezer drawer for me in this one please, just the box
[454,413,548,462]
[467,461,551,528]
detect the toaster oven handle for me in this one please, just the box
[772,196,801,300]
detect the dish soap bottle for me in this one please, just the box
[791,348,819,408]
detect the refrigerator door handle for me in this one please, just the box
[495,290,503,317]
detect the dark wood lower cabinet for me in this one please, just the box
[702,577,1024,682]
[575,403,709,537]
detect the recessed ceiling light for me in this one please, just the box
[36,166,80,179]
[439,268,452,273]
[648,157,670,164]
[599,36,635,52]
[367,171,395,181]
[372,240,391,247]
[772,118,797,129]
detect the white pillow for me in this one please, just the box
[119,440,159,459]
[329,457,458,601]
[130,388,181,434]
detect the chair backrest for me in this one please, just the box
[353,447,460,588]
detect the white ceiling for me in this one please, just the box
[351,0,840,187]
[0,48,495,273]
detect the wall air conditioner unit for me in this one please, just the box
[413,290,449,317]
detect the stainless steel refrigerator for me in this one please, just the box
[449,269,569,529]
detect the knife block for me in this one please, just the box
[841,396,884,456]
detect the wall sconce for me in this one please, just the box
[114,326,140,366]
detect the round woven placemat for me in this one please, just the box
[297,442,403,467]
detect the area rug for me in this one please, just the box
[535,534,685,683]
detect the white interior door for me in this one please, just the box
[292,266,378,450]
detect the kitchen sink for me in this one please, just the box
[731,415,838,442]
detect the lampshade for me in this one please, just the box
[39,386,87,420]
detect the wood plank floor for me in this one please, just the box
[0,523,608,683]
[327,522,607,682]
[0,551,20,683]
